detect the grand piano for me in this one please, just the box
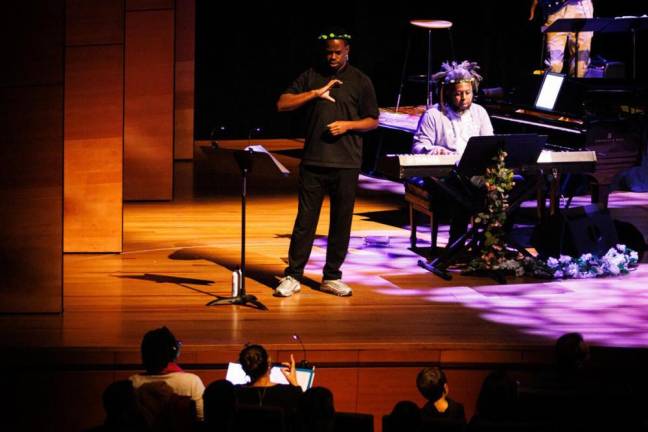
[364,77,646,209]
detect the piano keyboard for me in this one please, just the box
[380,150,597,180]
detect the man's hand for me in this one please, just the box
[327,121,350,136]
[428,146,452,155]
[316,79,342,103]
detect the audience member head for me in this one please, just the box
[555,332,590,375]
[387,400,422,432]
[101,379,143,428]
[141,326,181,374]
[475,370,519,421]
[417,366,448,402]
[239,344,270,384]
[203,379,236,427]
[299,387,336,432]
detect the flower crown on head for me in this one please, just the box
[317,32,352,41]
[432,60,483,86]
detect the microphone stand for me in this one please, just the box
[207,148,268,310]
[292,334,312,369]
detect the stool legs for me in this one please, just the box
[409,204,417,249]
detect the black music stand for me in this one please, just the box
[205,144,289,310]
[418,134,546,282]
[597,17,648,80]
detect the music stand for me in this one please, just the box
[203,144,289,310]
[597,17,648,80]
[418,134,546,281]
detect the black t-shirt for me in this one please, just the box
[234,384,302,413]
[284,64,379,169]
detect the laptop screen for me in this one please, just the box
[534,72,565,111]
[225,362,315,392]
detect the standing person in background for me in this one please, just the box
[274,27,379,298]
[529,0,594,77]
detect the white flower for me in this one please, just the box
[547,257,559,268]
[616,244,626,253]
[559,255,572,265]
[554,270,564,278]
[580,253,592,262]
[566,263,579,277]
[630,251,639,261]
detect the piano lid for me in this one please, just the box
[378,106,425,134]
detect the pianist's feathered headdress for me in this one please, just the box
[433,60,483,86]
[434,60,483,112]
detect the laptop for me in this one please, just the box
[225,362,316,392]
[534,72,565,111]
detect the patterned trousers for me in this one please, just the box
[544,0,594,77]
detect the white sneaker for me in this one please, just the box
[275,276,301,297]
[320,279,352,297]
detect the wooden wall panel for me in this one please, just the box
[0,86,63,313]
[0,0,64,313]
[174,0,195,160]
[357,367,424,431]
[66,0,124,46]
[124,10,175,200]
[64,46,124,252]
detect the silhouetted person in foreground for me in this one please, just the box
[384,400,422,432]
[298,386,336,432]
[85,380,146,432]
[417,366,466,424]
[202,379,236,432]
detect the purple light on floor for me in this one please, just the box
[357,175,405,194]
[521,191,648,209]
[302,216,648,347]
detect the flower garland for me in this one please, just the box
[546,245,639,279]
[462,150,640,279]
[464,149,528,276]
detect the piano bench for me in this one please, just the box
[405,181,440,251]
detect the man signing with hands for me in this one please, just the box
[275,27,379,298]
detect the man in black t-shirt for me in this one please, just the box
[275,28,379,297]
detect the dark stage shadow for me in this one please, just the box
[114,274,216,298]
[355,209,408,229]
[166,247,328,293]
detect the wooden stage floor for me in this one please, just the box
[4,147,648,431]
[4,147,648,356]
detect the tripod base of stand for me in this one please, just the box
[206,293,268,310]
[418,259,452,280]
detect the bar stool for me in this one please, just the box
[396,19,453,111]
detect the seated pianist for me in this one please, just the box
[411,60,493,245]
